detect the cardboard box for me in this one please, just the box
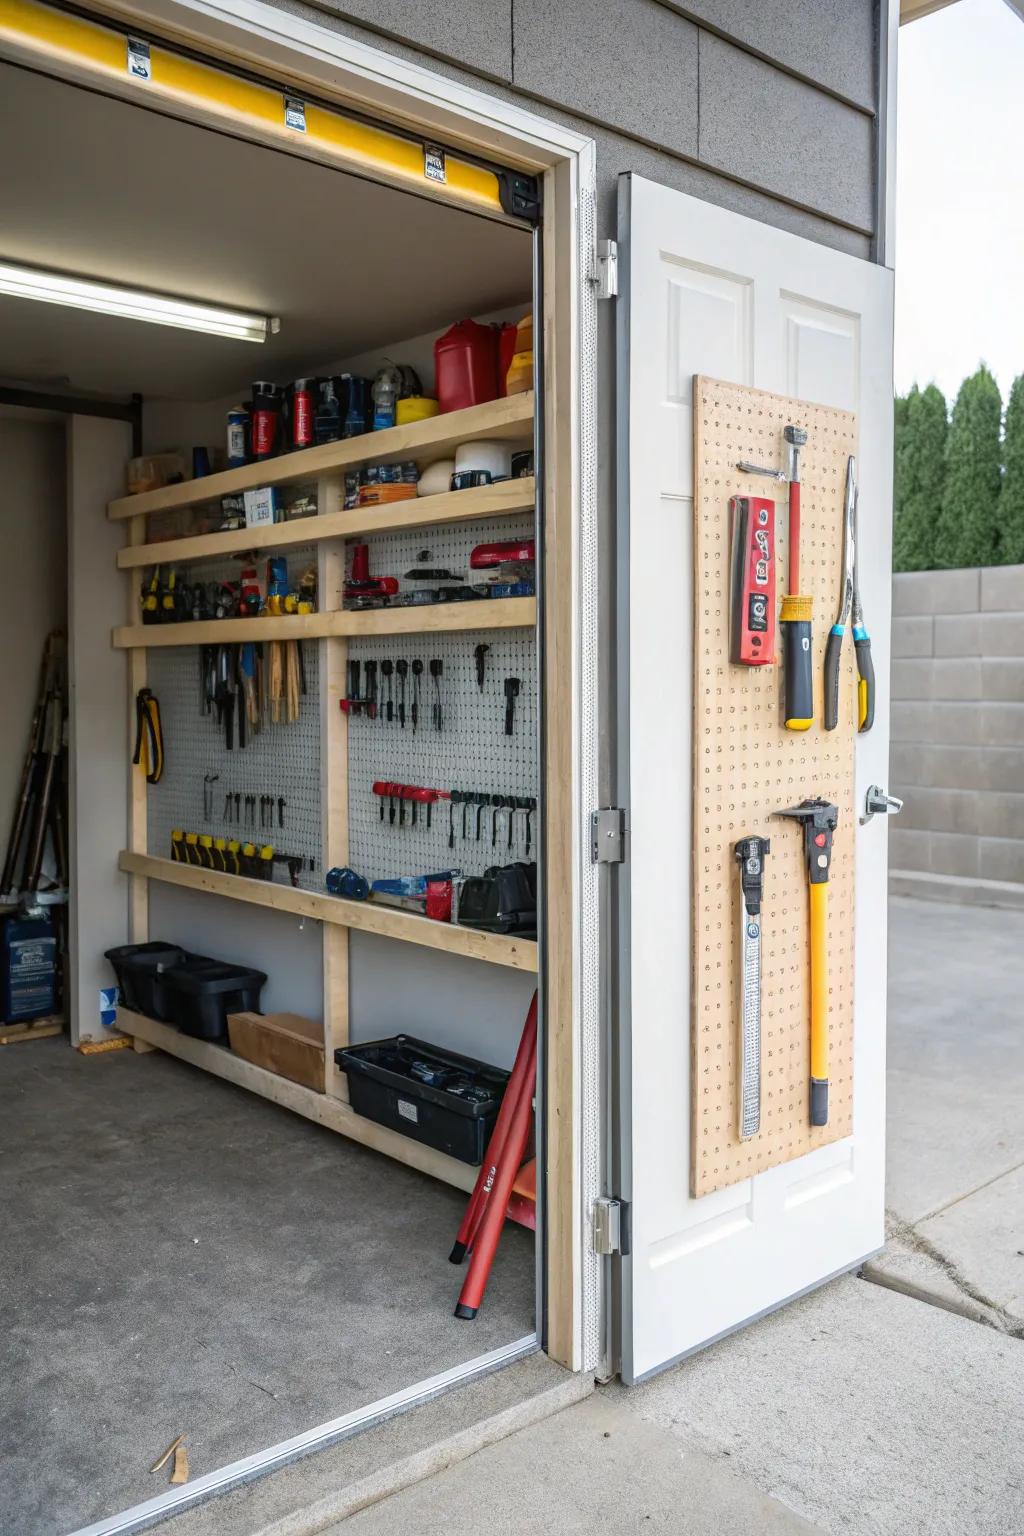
[227,1011,324,1091]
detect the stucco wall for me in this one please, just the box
[890,565,1024,904]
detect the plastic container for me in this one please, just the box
[454,439,511,482]
[103,941,187,1020]
[2,914,57,1023]
[417,459,455,496]
[163,959,267,1041]
[434,320,499,413]
[395,396,439,426]
[336,1035,510,1164]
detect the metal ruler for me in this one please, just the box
[735,835,770,1140]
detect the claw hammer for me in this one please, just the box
[774,797,838,1127]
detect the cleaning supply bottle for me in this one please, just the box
[371,363,402,430]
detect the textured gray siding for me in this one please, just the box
[285,0,880,253]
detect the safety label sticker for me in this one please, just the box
[424,144,447,183]
[127,37,151,80]
[285,96,307,133]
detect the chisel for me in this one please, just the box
[735,835,770,1140]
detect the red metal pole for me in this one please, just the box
[454,1032,536,1320]
[450,992,537,1264]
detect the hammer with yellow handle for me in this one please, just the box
[773,797,839,1127]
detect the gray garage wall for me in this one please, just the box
[269,0,881,258]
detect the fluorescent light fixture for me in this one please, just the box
[0,261,276,343]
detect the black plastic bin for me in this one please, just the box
[335,1036,510,1165]
[162,960,267,1041]
[103,941,187,1020]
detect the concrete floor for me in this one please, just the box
[0,1039,533,1535]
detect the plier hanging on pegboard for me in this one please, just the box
[824,455,875,733]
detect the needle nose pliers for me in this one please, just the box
[824,455,874,733]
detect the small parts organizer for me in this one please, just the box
[691,375,858,1199]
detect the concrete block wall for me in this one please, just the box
[890,565,1024,901]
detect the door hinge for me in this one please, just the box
[592,1196,626,1255]
[591,807,625,863]
[589,238,618,300]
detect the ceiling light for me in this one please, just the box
[0,261,277,343]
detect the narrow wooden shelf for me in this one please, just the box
[112,596,535,649]
[115,1008,476,1193]
[118,852,539,973]
[116,477,535,570]
[108,393,535,521]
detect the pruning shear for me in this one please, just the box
[824,455,875,733]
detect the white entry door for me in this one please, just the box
[616,175,895,1382]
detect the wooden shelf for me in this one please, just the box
[112,596,535,649]
[116,478,535,570]
[115,1008,476,1193]
[118,852,539,973]
[108,393,535,521]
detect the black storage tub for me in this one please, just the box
[162,960,267,1041]
[103,941,187,1020]
[335,1035,509,1165]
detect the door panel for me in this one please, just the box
[616,175,894,1382]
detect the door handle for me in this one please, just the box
[860,784,903,825]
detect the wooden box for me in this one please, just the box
[227,1011,324,1091]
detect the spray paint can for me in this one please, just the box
[226,407,249,468]
[251,382,282,461]
[290,378,317,451]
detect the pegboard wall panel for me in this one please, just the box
[146,548,321,889]
[692,376,857,1198]
[346,514,537,882]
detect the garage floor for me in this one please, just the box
[0,1039,535,1535]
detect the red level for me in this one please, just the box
[729,495,776,666]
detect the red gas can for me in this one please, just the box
[434,320,498,413]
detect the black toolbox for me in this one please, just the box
[163,959,267,1041]
[335,1036,510,1165]
[103,941,187,1020]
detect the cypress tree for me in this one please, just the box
[893,384,947,571]
[999,373,1024,566]
[935,364,1002,569]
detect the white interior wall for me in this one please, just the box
[67,415,133,1041]
[0,415,66,849]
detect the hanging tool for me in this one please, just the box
[734,835,769,1140]
[396,659,408,728]
[381,660,394,723]
[411,659,422,732]
[503,677,520,736]
[729,496,777,666]
[341,658,363,716]
[363,660,378,720]
[474,644,490,690]
[132,689,165,785]
[824,455,875,733]
[773,798,838,1128]
[430,660,444,730]
[278,797,286,828]
[202,773,218,822]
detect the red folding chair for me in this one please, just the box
[450,992,537,1319]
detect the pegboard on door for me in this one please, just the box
[145,543,322,889]
[344,512,538,882]
[691,375,857,1199]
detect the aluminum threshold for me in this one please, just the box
[68,1333,539,1536]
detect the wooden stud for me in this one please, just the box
[107,394,534,521]
[116,478,535,570]
[111,597,535,650]
[319,525,350,1101]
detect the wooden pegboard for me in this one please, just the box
[691,376,857,1198]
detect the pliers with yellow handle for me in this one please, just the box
[824,455,875,733]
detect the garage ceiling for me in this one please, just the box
[0,65,532,402]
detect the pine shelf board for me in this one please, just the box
[108,393,535,521]
[116,478,535,569]
[115,1008,477,1193]
[112,597,535,648]
[117,851,539,973]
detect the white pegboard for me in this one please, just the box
[145,548,322,888]
[346,513,538,882]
